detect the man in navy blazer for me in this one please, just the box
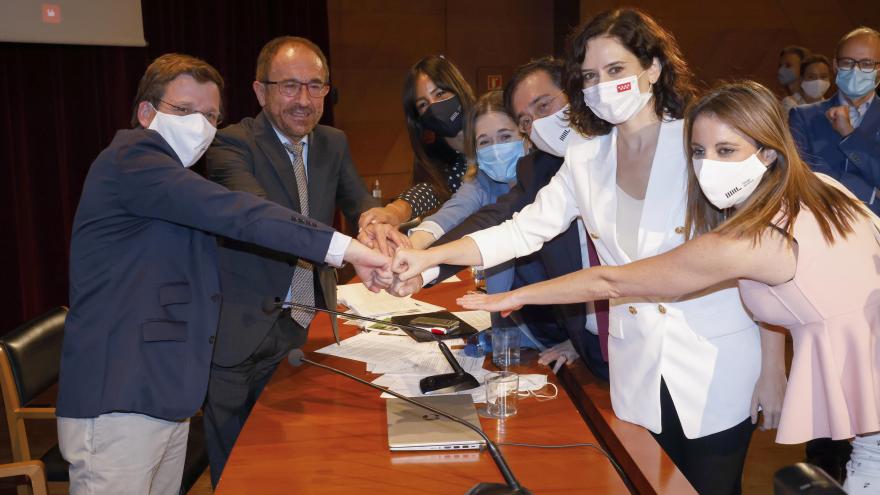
[389,58,609,380]
[790,27,880,215]
[56,53,387,494]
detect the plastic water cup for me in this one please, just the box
[485,371,519,418]
[492,327,520,368]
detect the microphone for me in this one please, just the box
[264,297,480,395]
[288,349,531,495]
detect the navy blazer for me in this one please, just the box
[431,150,608,380]
[790,94,880,214]
[206,112,377,366]
[58,129,335,421]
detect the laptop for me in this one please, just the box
[386,394,485,451]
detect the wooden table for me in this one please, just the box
[215,275,695,494]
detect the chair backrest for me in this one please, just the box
[0,307,66,406]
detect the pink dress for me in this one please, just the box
[739,208,880,444]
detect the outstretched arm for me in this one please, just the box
[458,230,795,313]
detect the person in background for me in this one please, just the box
[387,57,608,380]
[778,45,811,107]
[56,53,387,494]
[790,27,880,217]
[203,36,379,486]
[358,55,476,248]
[783,54,833,113]
[392,10,786,494]
[455,80,880,495]
[789,26,880,482]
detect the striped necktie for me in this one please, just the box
[283,141,315,328]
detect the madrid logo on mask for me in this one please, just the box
[617,82,632,93]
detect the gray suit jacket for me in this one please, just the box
[206,111,377,366]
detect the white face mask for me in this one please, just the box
[694,151,769,210]
[147,108,216,168]
[529,104,588,157]
[582,71,653,125]
[801,79,830,100]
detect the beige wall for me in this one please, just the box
[328,0,554,199]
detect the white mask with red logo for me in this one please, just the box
[582,71,653,125]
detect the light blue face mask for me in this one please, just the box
[476,140,525,183]
[836,68,880,99]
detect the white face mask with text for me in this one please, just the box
[694,151,769,210]
[529,104,588,157]
[582,71,653,125]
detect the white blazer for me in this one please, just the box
[468,119,761,438]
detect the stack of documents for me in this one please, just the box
[317,284,547,403]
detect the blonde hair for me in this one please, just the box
[462,90,521,182]
[683,81,865,243]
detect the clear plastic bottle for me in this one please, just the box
[372,179,382,199]
[464,330,492,357]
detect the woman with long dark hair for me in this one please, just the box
[358,56,475,242]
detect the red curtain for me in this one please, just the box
[0,0,331,332]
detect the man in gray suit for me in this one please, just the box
[204,36,379,485]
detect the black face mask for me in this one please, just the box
[418,95,464,138]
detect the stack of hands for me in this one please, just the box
[351,212,585,375]
[354,214,425,296]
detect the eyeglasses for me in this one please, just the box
[157,99,222,126]
[262,78,330,98]
[836,58,880,73]
[517,92,563,132]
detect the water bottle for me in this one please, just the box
[372,179,382,199]
[464,330,492,357]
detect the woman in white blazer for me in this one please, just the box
[392,9,785,495]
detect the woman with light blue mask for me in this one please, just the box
[407,91,554,351]
[408,90,529,249]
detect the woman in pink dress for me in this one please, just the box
[415,81,879,492]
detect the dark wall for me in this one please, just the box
[0,0,330,332]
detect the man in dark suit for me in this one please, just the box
[789,26,880,483]
[203,36,379,486]
[389,58,609,380]
[790,27,880,215]
[56,53,387,495]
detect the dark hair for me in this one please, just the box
[503,56,564,120]
[800,53,831,76]
[683,80,864,244]
[779,45,810,63]
[255,36,329,82]
[131,53,224,128]
[564,8,697,137]
[836,27,880,56]
[402,55,476,202]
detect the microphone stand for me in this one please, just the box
[267,298,480,394]
[289,350,531,495]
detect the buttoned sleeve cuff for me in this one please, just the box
[408,221,444,240]
[421,266,440,286]
[324,232,352,268]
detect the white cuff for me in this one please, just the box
[421,267,440,286]
[408,221,444,240]
[324,232,351,268]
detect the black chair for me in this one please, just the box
[0,306,68,485]
[0,307,210,494]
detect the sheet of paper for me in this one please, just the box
[375,371,550,403]
[337,283,444,318]
[367,348,485,375]
[439,275,462,283]
[451,310,491,331]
